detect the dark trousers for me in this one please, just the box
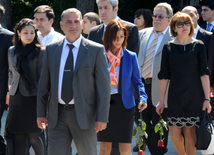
[0,90,7,129]
[142,79,168,155]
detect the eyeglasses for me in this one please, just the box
[175,21,191,28]
[152,14,169,20]
[20,18,35,25]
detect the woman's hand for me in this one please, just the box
[138,101,147,112]
[210,87,214,98]
[202,100,212,113]
[156,101,164,115]
[6,92,10,105]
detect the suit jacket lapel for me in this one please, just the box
[74,38,87,74]
[196,28,203,39]
[54,40,64,91]
[97,24,104,44]
[155,29,171,56]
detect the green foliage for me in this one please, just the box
[154,115,168,141]
[133,118,147,150]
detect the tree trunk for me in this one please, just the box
[76,0,95,16]
[189,0,199,5]
[0,0,11,29]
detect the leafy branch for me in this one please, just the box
[154,115,168,147]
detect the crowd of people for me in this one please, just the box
[0,0,214,155]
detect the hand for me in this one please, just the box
[210,87,214,98]
[95,122,107,133]
[202,100,212,114]
[156,101,164,115]
[138,101,147,112]
[6,93,10,105]
[37,117,48,129]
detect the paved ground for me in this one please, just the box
[1,110,202,155]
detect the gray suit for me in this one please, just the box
[137,27,173,155]
[8,46,44,96]
[37,37,110,155]
[138,27,173,107]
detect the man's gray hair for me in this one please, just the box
[96,0,118,8]
[154,2,173,18]
[61,8,82,21]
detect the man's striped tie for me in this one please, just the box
[141,32,161,79]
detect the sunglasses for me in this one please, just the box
[152,14,169,20]
[20,18,35,24]
[175,21,191,28]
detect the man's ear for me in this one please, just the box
[197,13,199,20]
[114,6,118,13]
[49,18,54,25]
[60,21,63,30]
[91,21,97,27]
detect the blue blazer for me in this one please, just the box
[119,49,147,109]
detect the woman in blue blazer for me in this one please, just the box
[97,20,148,155]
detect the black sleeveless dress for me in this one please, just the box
[158,40,210,127]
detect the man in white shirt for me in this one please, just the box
[34,5,64,48]
[201,0,214,32]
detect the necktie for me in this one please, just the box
[61,44,74,104]
[206,23,212,32]
[141,32,161,79]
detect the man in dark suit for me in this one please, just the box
[208,31,214,118]
[200,0,214,32]
[182,6,212,60]
[37,8,111,155]
[0,3,13,130]
[88,0,139,54]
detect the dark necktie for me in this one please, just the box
[61,44,74,104]
[206,23,212,32]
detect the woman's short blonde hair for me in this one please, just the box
[170,12,194,37]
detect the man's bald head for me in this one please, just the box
[182,6,199,28]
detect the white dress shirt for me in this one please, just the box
[37,28,64,48]
[192,26,200,39]
[146,26,169,77]
[58,36,82,104]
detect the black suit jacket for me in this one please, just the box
[208,33,214,86]
[88,18,139,55]
[196,27,212,60]
[0,27,13,102]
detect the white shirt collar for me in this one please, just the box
[194,25,200,35]
[152,26,169,35]
[64,35,82,49]
[37,27,54,39]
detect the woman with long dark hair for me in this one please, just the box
[6,18,44,155]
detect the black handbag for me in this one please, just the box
[4,119,14,155]
[195,110,214,150]
[0,135,6,155]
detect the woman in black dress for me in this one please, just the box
[156,12,212,155]
[6,18,44,155]
[98,20,148,155]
